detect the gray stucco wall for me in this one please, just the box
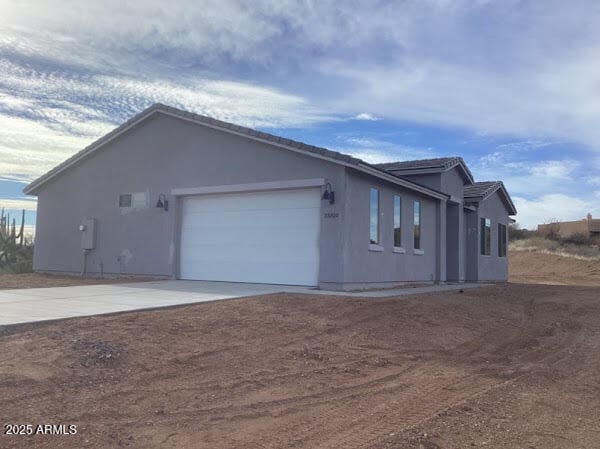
[440,169,467,282]
[33,112,347,285]
[465,209,479,281]
[33,110,505,289]
[475,191,509,281]
[332,169,440,289]
[440,169,466,200]
[402,173,441,191]
[446,203,460,281]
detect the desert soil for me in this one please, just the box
[1,278,599,448]
[509,249,600,286]
[0,273,157,290]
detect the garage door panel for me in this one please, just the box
[181,260,318,285]
[183,190,319,211]
[181,207,319,225]
[179,188,320,285]
[180,245,318,264]
[181,215,319,245]
[181,212,319,236]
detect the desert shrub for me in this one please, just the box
[0,239,34,274]
[510,235,600,259]
[540,221,561,240]
[0,209,33,275]
[508,224,533,240]
[560,232,593,246]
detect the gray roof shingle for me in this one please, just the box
[464,181,517,215]
[23,103,448,200]
[376,157,459,170]
[464,181,501,199]
[375,156,474,183]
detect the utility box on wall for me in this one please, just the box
[80,218,97,250]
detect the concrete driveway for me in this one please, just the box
[0,280,488,326]
[0,280,316,326]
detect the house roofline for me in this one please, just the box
[23,104,449,201]
[377,157,475,184]
[465,181,517,216]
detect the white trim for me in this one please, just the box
[171,178,325,196]
[25,107,449,201]
[369,243,384,252]
[413,249,424,255]
[393,247,406,254]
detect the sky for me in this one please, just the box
[1,0,600,230]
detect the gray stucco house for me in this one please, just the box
[24,104,516,290]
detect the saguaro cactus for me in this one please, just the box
[0,208,26,267]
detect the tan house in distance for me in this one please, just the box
[538,213,600,238]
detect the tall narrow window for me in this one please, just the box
[393,195,402,247]
[413,201,421,249]
[480,218,491,255]
[498,223,507,257]
[369,188,380,244]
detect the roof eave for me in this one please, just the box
[23,105,164,196]
[385,161,474,185]
[23,104,448,202]
[466,187,517,216]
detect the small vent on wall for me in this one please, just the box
[119,192,148,210]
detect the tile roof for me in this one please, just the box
[464,181,517,215]
[154,104,364,164]
[464,181,501,199]
[23,104,448,200]
[376,157,461,171]
[375,156,474,183]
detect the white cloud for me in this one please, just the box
[472,155,583,199]
[529,160,579,180]
[0,113,97,182]
[513,194,599,230]
[332,136,437,164]
[3,0,600,148]
[586,176,600,186]
[344,149,398,164]
[0,66,331,181]
[352,113,379,121]
[0,198,37,211]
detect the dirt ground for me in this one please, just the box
[1,278,599,448]
[509,249,600,286]
[2,248,596,290]
[0,273,157,290]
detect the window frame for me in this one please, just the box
[119,193,132,208]
[369,188,380,245]
[480,217,492,256]
[393,195,402,248]
[413,200,421,250]
[498,223,507,257]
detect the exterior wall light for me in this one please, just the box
[322,182,335,204]
[156,193,169,211]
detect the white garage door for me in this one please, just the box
[179,188,321,286]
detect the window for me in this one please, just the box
[119,194,132,208]
[413,201,421,249]
[498,223,507,257]
[393,195,402,247]
[480,218,491,255]
[369,188,380,244]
